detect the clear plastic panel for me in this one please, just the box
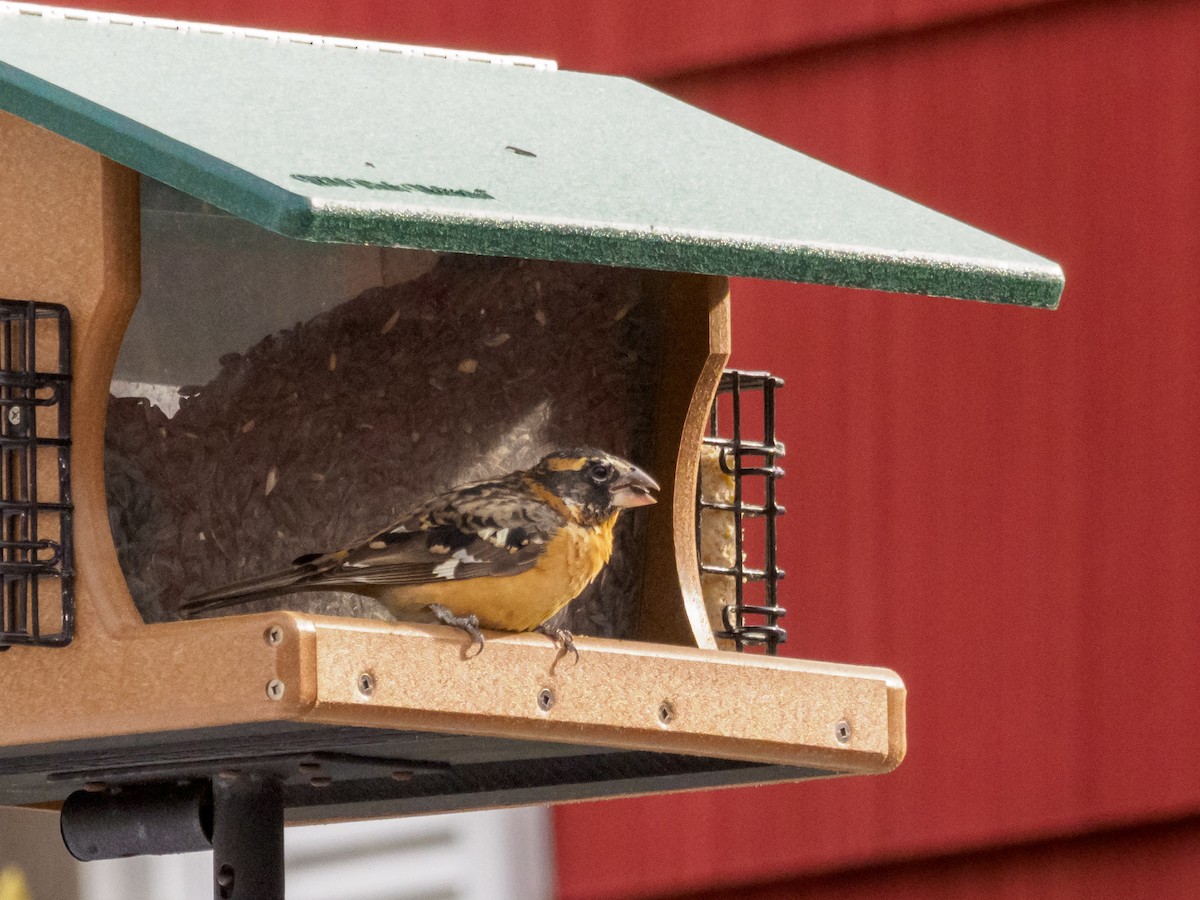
[106,179,661,636]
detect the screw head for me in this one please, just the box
[835,720,852,744]
[265,679,285,701]
[264,625,284,646]
[6,406,21,426]
[657,702,675,726]
[358,672,375,696]
[309,776,332,788]
[537,688,554,711]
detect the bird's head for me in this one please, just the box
[528,448,660,526]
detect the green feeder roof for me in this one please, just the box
[0,2,1062,307]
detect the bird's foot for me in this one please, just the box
[429,604,485,658]
[536,625,579,666]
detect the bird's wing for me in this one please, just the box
[181,475,564,615]
[304,476,564,589]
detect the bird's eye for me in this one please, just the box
[588,461,614,483]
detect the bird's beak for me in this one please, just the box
[611,463,660,508]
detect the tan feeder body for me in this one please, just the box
[0,2,1062,894]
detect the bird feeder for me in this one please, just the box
[0,2,1063,895]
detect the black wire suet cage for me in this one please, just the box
[698,369,786,654]
[0,299,74,648]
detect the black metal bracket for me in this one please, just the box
[698,369,787,654]
[55,747,451,898]
[61,773,286,900]
[60,781,213,860]
[0,299,74,649]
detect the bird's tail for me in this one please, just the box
[178,558,323,617]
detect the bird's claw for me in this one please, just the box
[537,625,579,665]
[430,604,485,658]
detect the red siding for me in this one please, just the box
[71,0,1064,76]
[57,0,1200,896]
[680,813,1200,900]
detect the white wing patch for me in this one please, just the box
[474,526,510,549]
[432,548,483,580]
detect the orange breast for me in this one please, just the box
[375,515,618,632]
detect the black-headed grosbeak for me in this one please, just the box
[180,449,659,659]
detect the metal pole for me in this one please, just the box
[211,772,284,900]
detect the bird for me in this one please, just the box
[179,448,659,660]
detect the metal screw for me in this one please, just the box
[658,702,675,726]
[264,625,283,646]
[835,720,852,744]
[309,776,332,788]
[6,406,20,426]
[538,688,554,711]
[265,679,285,701]
[358,672,375,696]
